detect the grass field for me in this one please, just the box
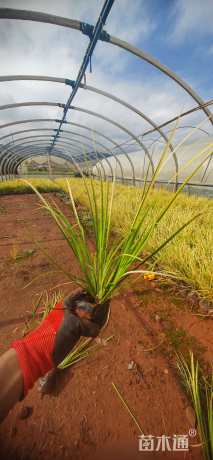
[0,177,212,301]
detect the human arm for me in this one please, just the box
[0,290,109,422]
[0,349,23,423]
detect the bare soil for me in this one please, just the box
[0,193,212,460]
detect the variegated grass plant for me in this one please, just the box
[40,290,63,321]
[23,291,62,335]
[112,382,143,434]
[177,352,213,460]
[24,290,112,368]
[58,335,113,370]
[24,128,212,305]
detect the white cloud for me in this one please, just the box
[170,0,213,44]
[0,0,102,22]
[0,0,212,181]
[208,45,213,55]
[0,1,185,135]
[94,0,156,73]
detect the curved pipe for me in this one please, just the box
[1,141,88,173]
[0,127,55,142]
[0,105,137,182]
[2,139,87,158]
[3,148,77,177]
[0,75,177,180]
[0,118,57,130]
[2,143,83,175]
[202,158,213,183]
[0,126,110,149]
[0,118,126,153]
[110,35,213,126]
[0,8,81,30]
[201,156,212,183]
[2,139,109,179]
[0,99,155,173]
[0,101,64,111]
[140,125,211,166]
[70,104,154,176]
[13,152,98,177]
[0,118,126,178]
[3,145,89,176]
[163,125,211,137]
[1,133,94,153]
[0,118,127,179]
[16,151,74,170]
[2,142,94,175]
[145,125,211,147]
[79,81,177,179]
[3,142,84,161]
[0,126,124,181]
[57,135,122,180]
[55,138,112,179]
[9,147,103,180]
[1,135,114,179]
[13,151,82,176]
[56,141,113,179]
[13,155,84,177]
[0,9,211,126]
[141,99,213,138]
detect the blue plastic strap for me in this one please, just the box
[80,22,110,42]
[65,79,75,88]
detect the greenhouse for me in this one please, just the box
[0,2,212,460]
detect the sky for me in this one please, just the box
[0,0,212,182]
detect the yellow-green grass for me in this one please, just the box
[0,178,61,195]
[1,177,212,302]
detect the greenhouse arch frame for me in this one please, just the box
[0,3,212,187]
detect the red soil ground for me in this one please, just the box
[0,193,212,460]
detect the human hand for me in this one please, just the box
[11,289,96,397]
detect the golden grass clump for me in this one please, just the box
[1,176,212,301]
[55,178,212,301]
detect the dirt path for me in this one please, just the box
[0,193,212,460]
